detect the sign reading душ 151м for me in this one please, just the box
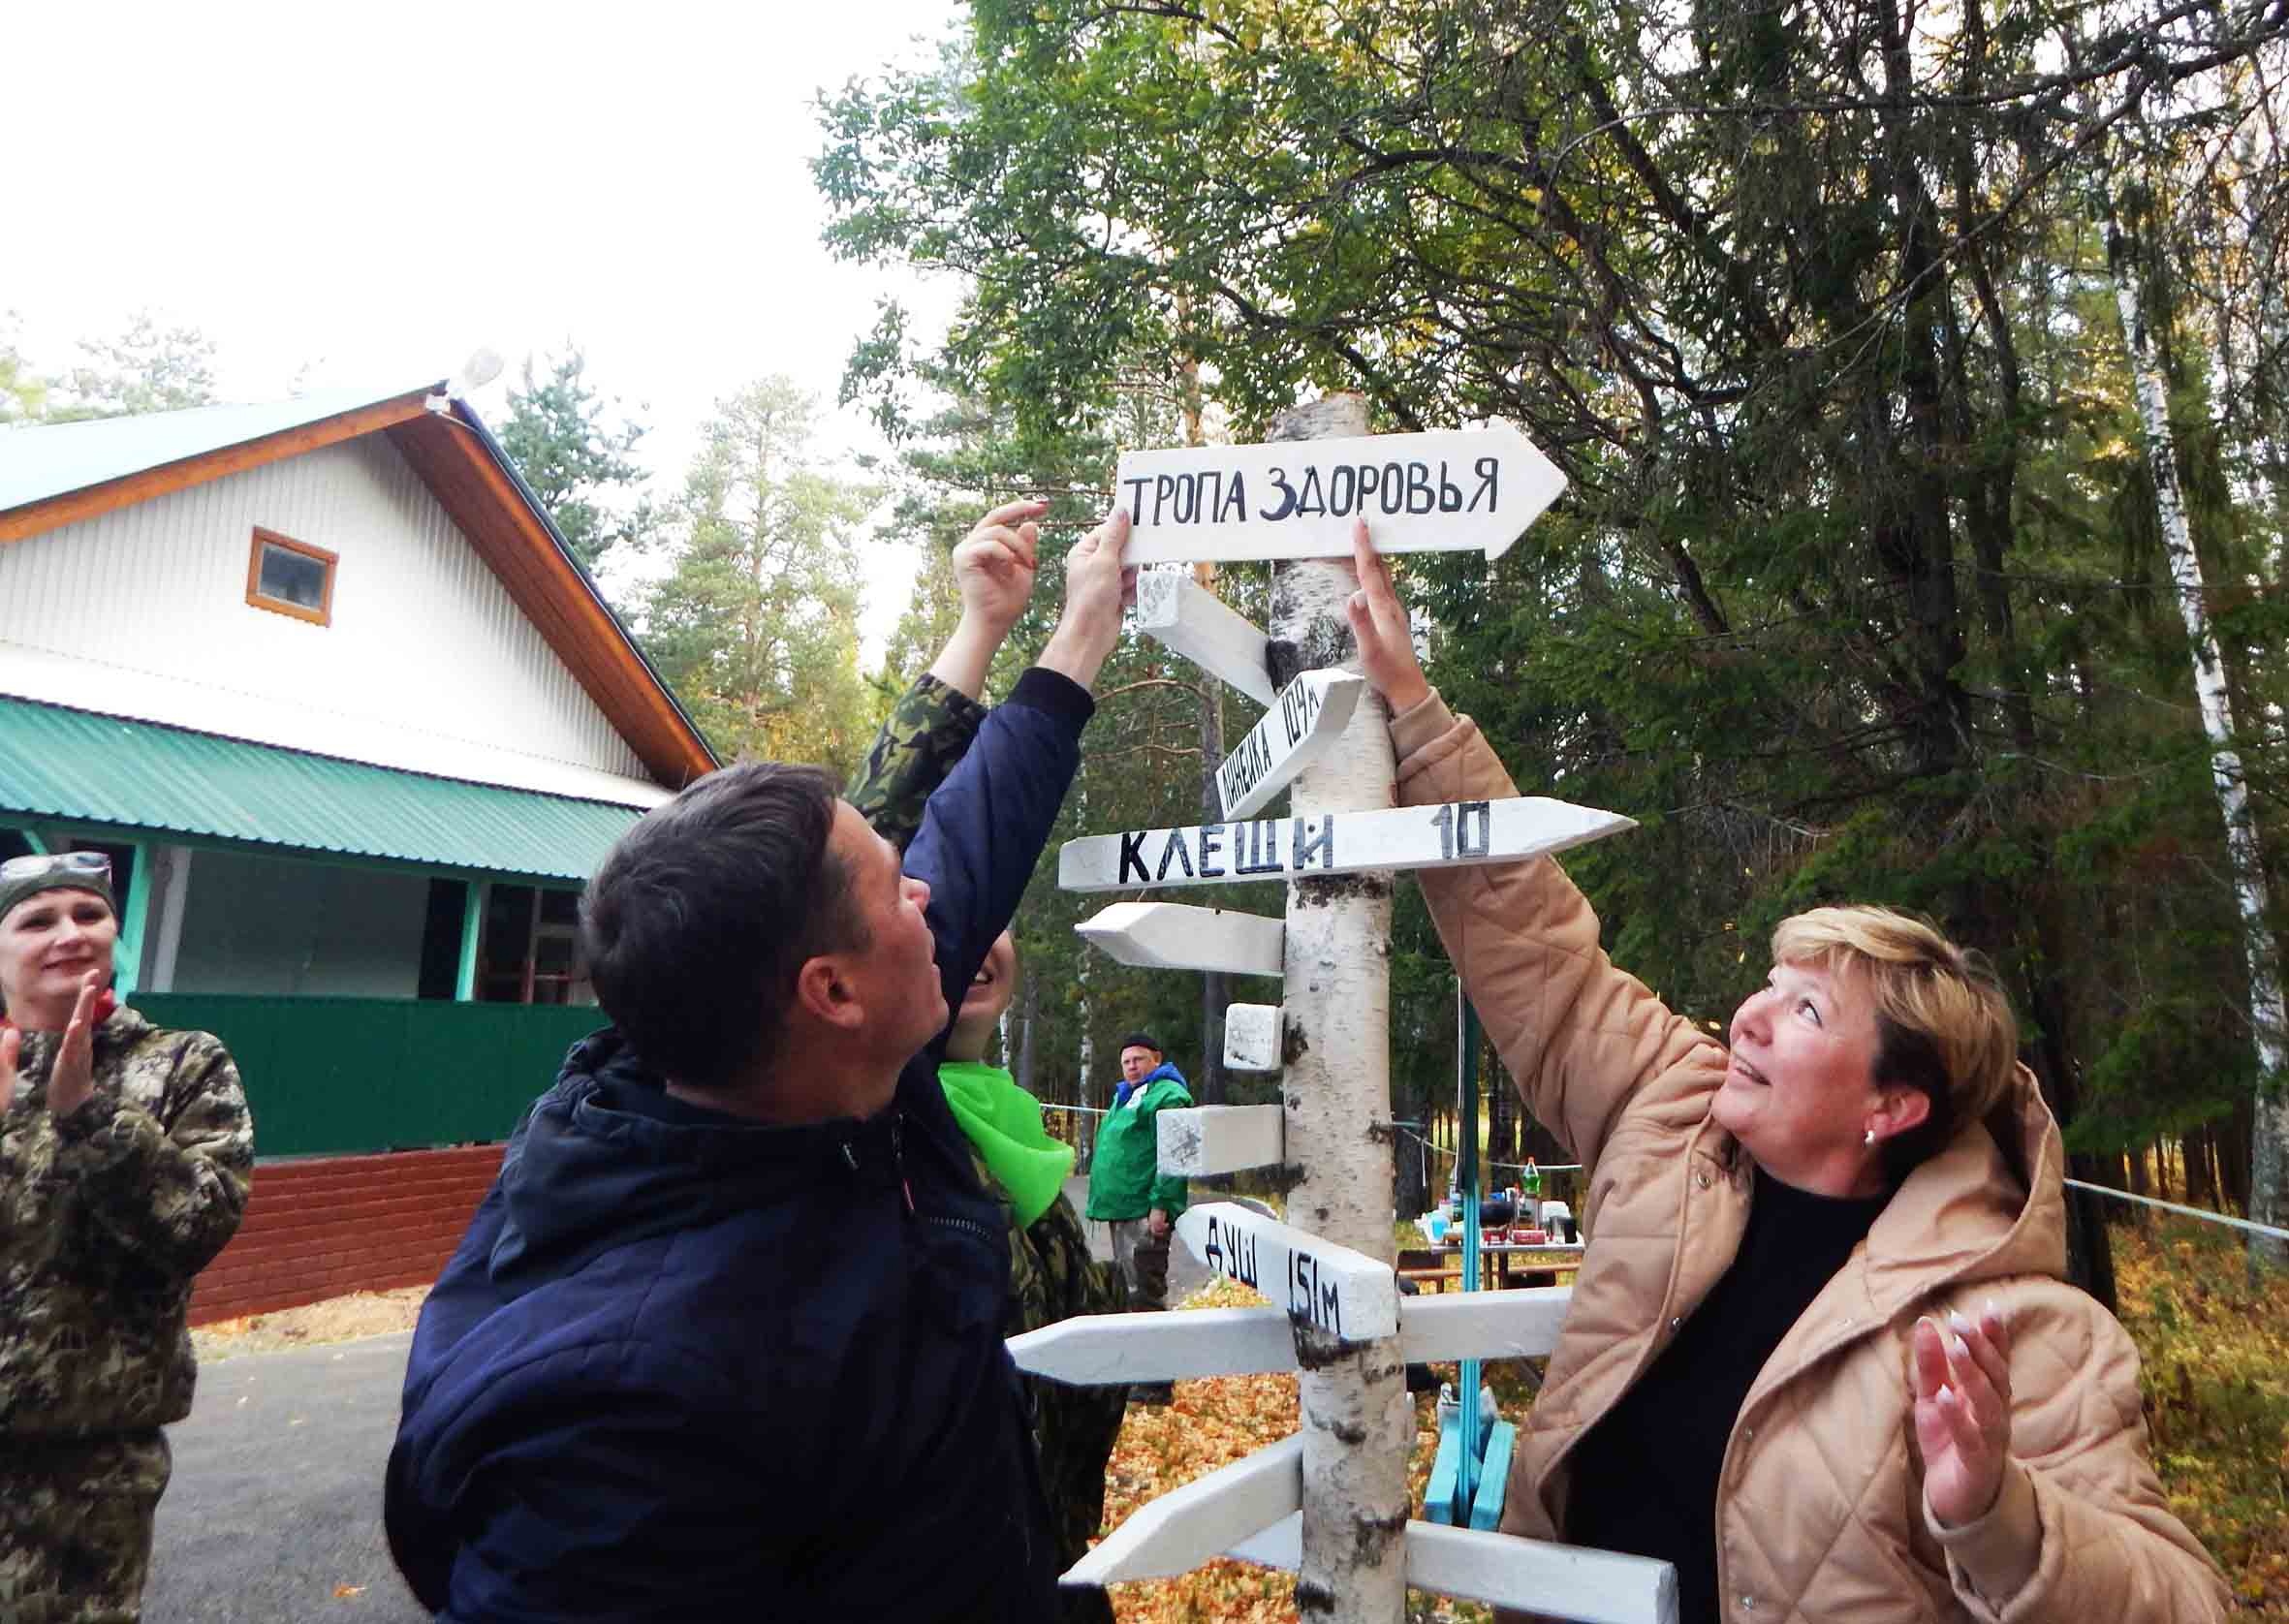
[1113,425,1567,565]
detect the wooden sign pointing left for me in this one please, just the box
[1158,1103,1285,1175]
[1176,1202,1397,1341]
[1073,902,1283,977]
[1064,1435,1302,1585]
[1135,567,1275,705]
[1008,1289,1577,1385]
[1216,669,1363,820]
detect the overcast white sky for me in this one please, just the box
[6,0,969,654]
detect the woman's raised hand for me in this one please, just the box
[1911,1303,2015,1527]
[1345,519,1430,713]
[45,972,103,1119]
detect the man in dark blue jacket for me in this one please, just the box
[384,502,1132,1623]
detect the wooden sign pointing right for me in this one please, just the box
[1227,1517,1680,1624]
[1060,796,1636,893]
[1117,423,1567,565]
[1216,669,1363,820]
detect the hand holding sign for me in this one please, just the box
[1114,424,1564,565]
[952,498,1045,639]
[1346,519,1430,714]
[1039,509,1137,693]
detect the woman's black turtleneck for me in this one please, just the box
[1564,1167,1890,1624]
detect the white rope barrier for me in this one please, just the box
[2062,1178,2289,1242]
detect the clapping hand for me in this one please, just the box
[0,972,102,1121]
[1911,1303,2014,1527]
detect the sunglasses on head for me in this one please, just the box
[0,851,112,886]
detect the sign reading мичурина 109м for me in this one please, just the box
[1113,425,1567,565]
[1057,796,1637,893]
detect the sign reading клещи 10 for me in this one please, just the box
[1113,424,1567,565]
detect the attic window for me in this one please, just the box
[246,528,336,626]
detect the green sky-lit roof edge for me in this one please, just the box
[0,697,649,883]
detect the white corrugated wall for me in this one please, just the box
[0,436,667,804]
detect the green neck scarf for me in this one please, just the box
[936,1060,1074,1229]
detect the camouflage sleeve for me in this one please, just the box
[54,1033,253,1280]
[1016,1192,1130,1577]
[847,672,988,850]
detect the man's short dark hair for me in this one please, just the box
[1117,1031,1162,1058]
[580,764,866,1089]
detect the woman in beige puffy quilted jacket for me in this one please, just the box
[1345,526,2227,1624]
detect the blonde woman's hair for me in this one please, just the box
[1771,906,2020,1174]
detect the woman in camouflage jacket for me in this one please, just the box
[0,852,254,1624]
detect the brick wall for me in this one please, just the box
[190,1145,504,1325]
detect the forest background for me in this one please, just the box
[10,0,2286,1278]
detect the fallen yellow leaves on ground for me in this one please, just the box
[1093,1277,1482,1624]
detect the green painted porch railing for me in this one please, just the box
[134,994,606,1158]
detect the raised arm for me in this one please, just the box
[847,501,1046,848]
[1346,521,1723,1170]
[904,510,1132,1018]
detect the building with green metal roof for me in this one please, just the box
[0,383,718,1174]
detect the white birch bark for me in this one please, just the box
[2109,217,2289,1268]
[1268,394,1412,1618]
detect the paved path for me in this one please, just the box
[149,1331,425,1623]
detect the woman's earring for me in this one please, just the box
[1863,1128,1876,1147]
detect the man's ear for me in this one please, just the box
[792,953,866,1035]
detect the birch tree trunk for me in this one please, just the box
[1198,646,1231,1109]
[1267,394,1410,1619]
[2107,211,2289,1271]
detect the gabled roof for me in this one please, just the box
[0,385,717,789]
[0,384,443,516]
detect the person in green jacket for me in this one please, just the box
[1085,1032,1192,1405]
[845,498,1129,1621]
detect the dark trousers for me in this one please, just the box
[1108,1217,1171,1313]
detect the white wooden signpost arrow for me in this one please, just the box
[1135,566,1276,706]
[1222,1004,1282,1073]
[1116,424,1567,566]
[1073,902,1284,978]
[1216,670,1364,820]
[1058,404,1647,1623]
[1159,1102,1286,1176]
[1176,1202,1399,1342]
[1060,796,1637,894]
[1225,1517,1679,1624]
[1011,1287,1577,1384]
[1062,1435,1303,1585]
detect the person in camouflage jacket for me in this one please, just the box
[852,566,1130,1624]
[0,854,254,1623]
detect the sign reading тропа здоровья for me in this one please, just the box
[1113,425,1566,565]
